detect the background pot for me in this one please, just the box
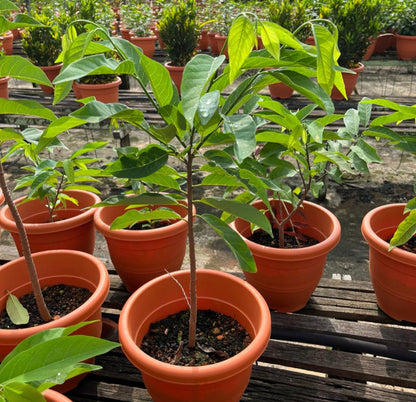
[119,269,271,402]
[361,203,416,322]
[214,35,228,59]
[165,62,184,93]
[0,76,9,99]
[230,200,341,312]
[43,389,73,402]
[39,63,62,94]
[94,202,192,292]
[268,81,294,99]
[330,63,364,100]
[395,34,416,61]
[130,36,157,58]
[0,31,13,55]
[0,190,100,255]
[72,77,122,103]
[0,249,110,389]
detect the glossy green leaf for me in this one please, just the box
[343,109,360,136]
[0,99,56,121]
[389,210,416,250]
[259,21,280,60]
[358,98,372,127]
[70,101,129,123]
[198,91,220,126]
[110,209,182,230]
[182,54,224,126]
[1,382,44,402]
[0,56,51,86]
[201,214,257,273]
[350,138,381,163]
[228,15,255,82]
[201,197,272,236]
[6,293,29,325]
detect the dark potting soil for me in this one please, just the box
[249,227,319,248]
[127,221,170,230]
[0,284,92,329]
[141,309,252,366]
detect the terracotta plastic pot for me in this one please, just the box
[198,29,209,50]
[395,34,416,61]
[0,31,13,55]
[230,200,341,312]
[0,190,100,255]
[94,202,192,292]
[0,249,110,389]
[330,63,364,100]
[268,81,294,99]
[0,189,4,237]
[214,35,228,59]
[362,204,416,322]
[208,32,219,55]
[72,77,122,103]
[39,64,62,94]
[363,38,376,61]
[43,389,73,402]
[120,27,132,41]
[130,36,157,58]
[151,27,165,49]
[0,76,9,99]
[304,36,315,46]
[165,62,184,93]
[119,269,271,402]
[374,33,396,54]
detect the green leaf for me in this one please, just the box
[0,335,118,385]
[389,210,416,250]
[200,197,272,236]
[350,138,381,164]
[110,209,182,230]
[228,15,255,82]
[1,382,44,402]
[6,293,29,325]
[182,54,225,126]
[224,114,257,163]
[0,56,51,86]
[0,99,56,121]
[201,214,257,273]
[259,21,280,60]
[358,97,372,127]
[343,109,360,137]
[70,101,129,123]
[106,145,168,178]
[198,91,220,126]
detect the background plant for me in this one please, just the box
[120,2,153,37]
[391,0,416,36]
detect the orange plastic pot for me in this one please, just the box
[198,30,209,50]
[361,204,416,322]
[208,32,219,55]
[72,77,122,103]
[0,31,13,55]
[165,62,184,94]
[268,81,294,99]
[230,200,341,312]
[330,63,364,100]
[94,202,192,292]
[120,27,132,41]
[119,269,271,402]
[363,37,376,61]
[214,35,228,59]
[0,189,4,237]
[0,76,9,99]
[395,34,416,61]
[43,389,73,402]
[39,63,62,94]
[130,36,157,58]
[0,190,100,255]
[0,249,110,389]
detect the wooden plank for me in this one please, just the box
[271,312,416,350]
[262,340,416,389]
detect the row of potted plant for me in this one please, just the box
[1,1,416,401]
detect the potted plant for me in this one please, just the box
[157,0,201,92]
[128,3,157,59]
[361,98,416,322]
[392,0,416,60]
[0,136,105,255]
[48,8,347,399]
[319,0,383,99]
[0,322,118,401]
[20,6,63,94]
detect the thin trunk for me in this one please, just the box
[186,155,197,349]
[0,161,52,322]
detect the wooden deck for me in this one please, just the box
[1,238,416,401]
[60,264,416,401]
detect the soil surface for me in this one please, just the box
[0,284,92,329]
[141,309,251,366]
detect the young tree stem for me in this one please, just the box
[0,161,52,323]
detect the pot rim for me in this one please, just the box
[361,203,416,262]
[119,269,271,383]
[230,199,341,258]
[0,249,109,338]
[0,189,100,234]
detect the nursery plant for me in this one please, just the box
[0,321,118,401]
[48,7,344,350]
